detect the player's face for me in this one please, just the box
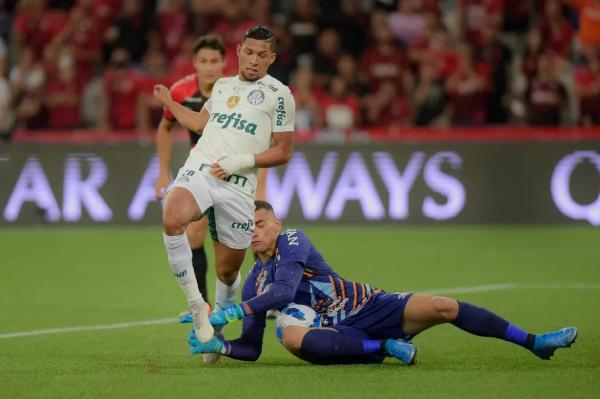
[237,38,276,81]
[193,48,225,85]
[251,209,281,254]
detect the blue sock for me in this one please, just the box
[452,301,536,350]
[300,329,385,364]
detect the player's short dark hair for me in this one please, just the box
[255,200,275,214]
[192,34,225,57]
[243,26,276,50]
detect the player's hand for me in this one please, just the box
[210,155,255,179]
[155,173,170,199]
[153,84,172,106]
[187,329,226,355]
[209,304,246,327]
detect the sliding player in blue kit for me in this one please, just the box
[185,200,577,365]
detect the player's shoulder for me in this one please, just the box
[169,73,197,91]
[214,76,235,88]
[261,74,292,95]
[277,228,311,250]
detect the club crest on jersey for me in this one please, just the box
[227,96,240,108]
[247,89,265,105]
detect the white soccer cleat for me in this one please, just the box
[190,302,214,343]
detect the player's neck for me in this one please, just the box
[197,78,214,97]
[257,245,276,263]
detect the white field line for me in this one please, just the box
[2,282,599,339]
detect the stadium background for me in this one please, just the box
[1,1,599,398]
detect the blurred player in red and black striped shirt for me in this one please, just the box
[154,34,226,306]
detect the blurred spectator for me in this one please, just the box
[139,49,169,131]
[459,0,504,46]
[0,38,12,135]
[336,54,369,96]
[503,0,535,33]
[213,0,254,76]
[570,0,600,58]
[387,0,427,46]
[365,79,412,128]
[188,0,223,36]
[10,47,46,129]
[168,35,197,81]
[157,0,188,59]
[573,52,600,125]
[0,0,17,43]
[446,42,490,126]
[103,0,156,64]
[538,0,574,60]
[288,0,320,60]
[413,61,448,126]
[12,0,69,60]
[45,46,80,129]
[312,28,341,88]
[269,23,296,85]
[479,24,512,123]
[525,54,567,125]
[98,48,145,132]
[290,66,323,132]
[320,0,370,57]
[361,11,411,93]
[319,75,362,130]
[522,28,544,79]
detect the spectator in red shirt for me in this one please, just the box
[522,28,544,80]
[10,46,47,129]
[361,10,411,94]
[45,45,80,129]
[446,42,490,126]
[538,0,574,59]
[140,49,169,131]
[365,79,412,128]
[319,75,362,130]
[459,0,504,46]
[158,0,189,59]
[98,48,145,133]
[573,52,600,125]
[526,54,567,125]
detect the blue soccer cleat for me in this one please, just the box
[532,326,578,360]
[384,339,417,365]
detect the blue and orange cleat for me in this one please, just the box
[384,339,417,365]
[532,326,578,360]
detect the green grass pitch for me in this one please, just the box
[1,226,599,398]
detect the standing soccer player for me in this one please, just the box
[155,34,226,309]
[153,27,295,352]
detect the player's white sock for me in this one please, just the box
[215,272,241,310]
[163,232,205,307]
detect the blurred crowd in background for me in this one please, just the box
[0,0,599,141]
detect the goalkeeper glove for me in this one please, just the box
[209,304,246,327]
[187,329,227,355]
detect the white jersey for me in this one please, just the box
[186,74,295,197]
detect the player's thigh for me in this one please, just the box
[402,294,459,335]
[186,218,208,248]
[163,187,203,232]
[212,240,246,283]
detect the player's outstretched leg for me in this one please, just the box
[402,295,577,360]
[282,326,416,365]
[187,218,210,303]
[163,188,213,343]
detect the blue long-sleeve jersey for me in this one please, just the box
[225,229,378,361]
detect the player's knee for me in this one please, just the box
[216,268,238,285]
[430,296,459,322]
[162,213,187,235]
[281,326,305,353]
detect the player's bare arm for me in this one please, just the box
[153,84,210,133]
[155,118,175,199]
[210,132,292,179]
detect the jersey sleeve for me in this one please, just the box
[271,87,295,133]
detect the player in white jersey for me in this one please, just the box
[153,26,295,353]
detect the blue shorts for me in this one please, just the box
[334,292,414,341]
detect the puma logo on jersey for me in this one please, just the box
[210,112,257,135]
